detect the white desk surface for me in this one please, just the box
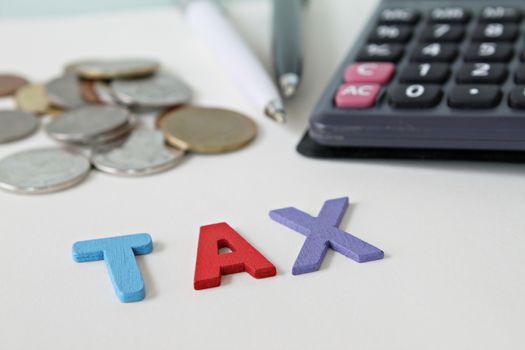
[1,1,525,349]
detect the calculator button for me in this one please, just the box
[463,43,514,62]
[344,63,395,84]
[480,7,523,23]
[515,65,525,84]
[472,23,518,42]
[509,86,525,109]
[420,24,465,42]
[430,7,470,23]
[335,83,381,109]
[399,63,450,83]
[357,44,404,62]
[456,63,508,84]
[411,43,458,62]
[448,85,502,108]
[379,8,420,24]
[520,51,525,62]
[388,84,442,108]
[368,25,412,43]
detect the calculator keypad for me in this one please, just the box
[335,5,525,112]
[480,6,523,22]
[335,83,381,108]
[430,7,470,23]
[420,24,465,42]
[471,23,518,41]
[456,63,508,84]
[379,8,420,24]
[388,84,442,108]
[357,44,404,62]
[448,85,502,108]
[368,25,413,43]
[399,63,450,83]
[463,42,514,62]
[344,63,395,84]
[411,43,458,62]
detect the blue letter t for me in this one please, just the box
[72,233,153,303]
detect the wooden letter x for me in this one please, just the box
[270,197,384,275]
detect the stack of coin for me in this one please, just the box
[45,105,135,146]
[66,58,192,109]
[91,128,185,176]
[0,57,258,194]
[13,58,193,116]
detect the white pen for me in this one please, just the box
[183,0,286,123]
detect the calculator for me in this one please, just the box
[304,0,525,157]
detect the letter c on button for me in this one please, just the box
[357,64,378,76]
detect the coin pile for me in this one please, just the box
[0,58,257,194]
[46,105,135,146]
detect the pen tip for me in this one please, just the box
[281,83,297,98]
[270,110,287,124]
[279,73,300,98]
[265,100,287,124]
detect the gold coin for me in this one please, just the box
[64,60,91,75]
[66,58,160,80]
[15,84,50,114]
[155,105,186,129]
[160,106,257,154]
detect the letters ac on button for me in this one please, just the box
[335,83,381,108]
[335,62,393,108]
[344,62,395,84]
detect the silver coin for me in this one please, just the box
[93,82,117,105]
[71,116,136,146]
[0,148,91,194]
[110,74,192,108]
[0,111,39,144]
[70,58,160,79]
[45,75,87,109]
[92,129,184,176]
[46,105,131,143]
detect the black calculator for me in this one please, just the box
[303,0,525,158]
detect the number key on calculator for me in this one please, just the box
[309,1,525,152]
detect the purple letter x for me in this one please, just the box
[269,197,384,275]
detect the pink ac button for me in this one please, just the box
[344,62,395,84]
[335,83,381,109]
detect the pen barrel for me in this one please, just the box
[185,0,281,112]
[272,0,303,79]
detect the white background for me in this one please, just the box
[1,1,525,349]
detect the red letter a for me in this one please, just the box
[194,222,276,290]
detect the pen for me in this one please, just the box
[184,0,286,123]
[272,0,303,98]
